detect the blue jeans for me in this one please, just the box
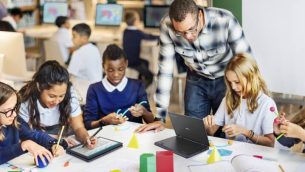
[184,70,226,119]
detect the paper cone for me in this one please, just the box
[207,147,222,164]
[128,133,139,148]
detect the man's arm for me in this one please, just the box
[227,14,252,55]
[154,18,176,121]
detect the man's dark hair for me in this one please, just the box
[55,16,68,28]
[125,11,137,26]
[9,7,23,18]
[102,44,127,65]
[169,0,198,22]
[72,23,91,37]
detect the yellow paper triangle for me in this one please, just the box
[110,170,121,172]
[128,133,139,148]
[207,147,222,164]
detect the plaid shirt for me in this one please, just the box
[155,7,252,119]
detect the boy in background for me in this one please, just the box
[68,23,102,83]
[123,11,158,88]
[2,7,22,31]
[51,16,75,64]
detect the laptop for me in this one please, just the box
[154,112,209,158]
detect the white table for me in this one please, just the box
[7,122,305,172]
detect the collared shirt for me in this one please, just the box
[102,76,128,92]
[68,43,102,83]
[214,92,276,143]
[155,7,252,118]
[19,87,82,127]
[51,27,73,62]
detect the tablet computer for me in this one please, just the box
[66,137,122,162]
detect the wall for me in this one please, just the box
[243,0,305,96]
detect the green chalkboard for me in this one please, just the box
[213,0,242,25]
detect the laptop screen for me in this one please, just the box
[169,112,209,146]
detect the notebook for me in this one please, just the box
[154,112,209,158]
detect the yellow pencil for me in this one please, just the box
[55,126,65,153]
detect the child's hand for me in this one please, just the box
[135,121,165,133]
[223,124,244,137]
[273,112,286,135]
[102,112,126,125]
[203,115,215,128]
[130,104,146,117]
[21,140,53,166]
[51,144,65,157]
[279,121,303,139]
[85,137,97,150]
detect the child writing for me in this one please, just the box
[203,53,276,147]
[84,44,160,129]
[68,23,102,83]
[19,61,96,149]
[51,16,75,64]
[0,82,65,165]
[123,11,158,88]
[274,112,305,153]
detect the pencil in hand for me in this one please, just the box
[55,126,65,155]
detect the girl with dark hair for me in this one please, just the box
[19,60,96,149]
[0,81,64,165]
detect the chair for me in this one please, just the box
[0,31,34,82]
[43,39,66,66]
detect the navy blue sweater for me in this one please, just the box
[123,28,159,67]
[0,117,56,164]
[277,135,305,153]
[84,79,151,129]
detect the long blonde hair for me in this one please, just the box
[225,54,269,117]
[0,82,19,141]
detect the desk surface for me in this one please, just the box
[6,122,305,172]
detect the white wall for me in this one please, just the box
[243,0,305,96]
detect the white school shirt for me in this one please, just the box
[214,92,277,143]
[2,15,17,30]
[19,87,82,127]
[50,27,73,62]
[102,76,128,92]
[68,43,102,83]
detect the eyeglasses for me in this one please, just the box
[0,104,18,118]
[174,13,199,37]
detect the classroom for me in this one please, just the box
[0,0,304,172]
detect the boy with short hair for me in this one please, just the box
[2,7,23,30]
[51,16,74,64]
[68,23,102,83]
[123,11,158,88]
[84,44,163,131]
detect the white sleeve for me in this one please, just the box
[70,86,82,117]
[261,99,277,135]
[19,101,30,123]
[63,34,73,48]
[68,52,82,77]
[214,98,226,127]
